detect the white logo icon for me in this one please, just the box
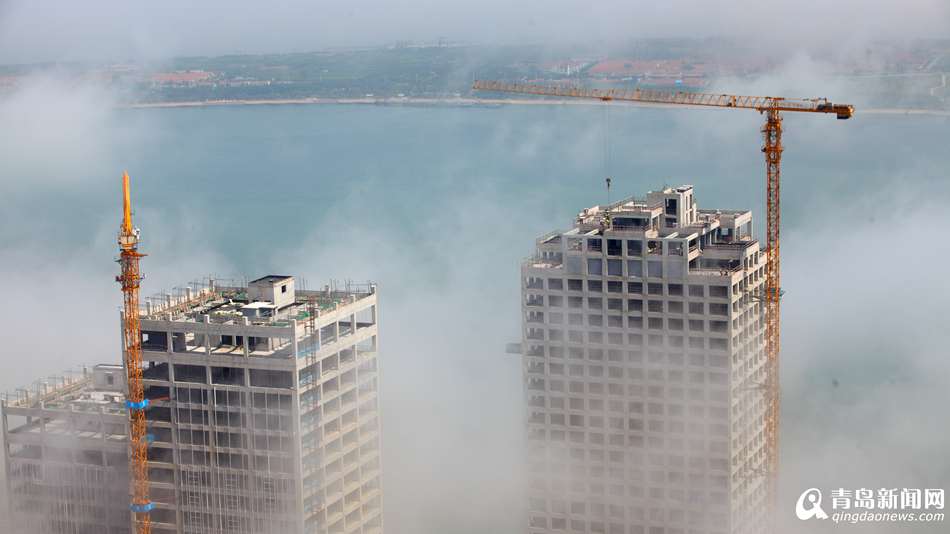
[797,488,830,520]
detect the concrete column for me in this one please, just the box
[203,315,212,355]
[243,317,250,358]
[99,407,107,446]
[291,322,299,358]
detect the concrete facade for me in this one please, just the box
[1,365,132,534]
[136,276,383,534]
[520,186,768,534]
[1,276,383,534]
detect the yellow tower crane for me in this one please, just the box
[116,171,152,534]
[472,79,854,529]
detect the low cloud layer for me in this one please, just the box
[0,74,232,390]
[0,75,118,189]
[774,186,950,533]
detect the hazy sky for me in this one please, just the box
[1,0,949,64]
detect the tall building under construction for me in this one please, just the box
[2,365,132,534]
[137,276,382,534]
[2,275,384,534]
[520,186,768,534]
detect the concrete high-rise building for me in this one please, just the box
[2,365,132,534]
[520,186,767,534]
[136,276,383,534]
[3,275,384,534]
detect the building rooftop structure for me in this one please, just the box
[530,185,757,281]
[136,277,376,359]
[1,364,127,428]
[142,277,371,319]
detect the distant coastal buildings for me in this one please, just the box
[0,40,946,106]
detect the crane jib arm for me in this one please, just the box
[472,80,854,119]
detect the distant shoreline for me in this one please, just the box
[125,96,613,109]
[125,96,950,117]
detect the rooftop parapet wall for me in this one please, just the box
[135,278,378,365]
[525,185,762,281]
[2,365,128,428]
[1,366,95,409]
[140,277,375,322]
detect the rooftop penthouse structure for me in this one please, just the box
[521,186,768,534]
[135,275,383,534]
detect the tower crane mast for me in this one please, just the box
[117,171,153,534]
[473,80,854,529]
